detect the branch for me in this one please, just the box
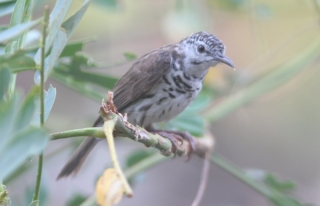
[33,6,50,206]
[51,92,214,205]
[51,112,214,159]
[100,93,133,196]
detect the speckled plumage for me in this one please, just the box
[112,31,231,128]
[120,47,203,127]
[57,31,234,179]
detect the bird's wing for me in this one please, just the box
[113,51,172,111]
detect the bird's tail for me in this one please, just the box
[57,116,103,179]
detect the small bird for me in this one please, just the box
[57,31,234,179]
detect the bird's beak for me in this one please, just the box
[215,56,234,68]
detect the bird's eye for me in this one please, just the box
[197,45,205,53]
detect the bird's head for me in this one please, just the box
[179,31,234,76]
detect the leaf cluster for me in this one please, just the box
[0,0,318,206]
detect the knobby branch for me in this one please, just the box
[51,91,215,158]
[100,92,214,158]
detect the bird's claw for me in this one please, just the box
[178,131,196,161]
[157,131,183,157]
[151,130,196,159]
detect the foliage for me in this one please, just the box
[0,184,11,206]
[0,0,318,206]
[66,193,87,206]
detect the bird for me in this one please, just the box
[57,31,234,179]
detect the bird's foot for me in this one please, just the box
[149,129,196,158]
[168,131,196,160]
[155,131,183,157]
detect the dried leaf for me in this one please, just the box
[96,168,124,206]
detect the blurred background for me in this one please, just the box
[3,0,320,205]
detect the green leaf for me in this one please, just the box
[54,53,118,89]
[43,0,72,54]
[66,193,87,206]
[0,47,38,72]
[0,92,20,149]
[264,173,296,193]
[0,53,36,72]
[125,150,156,184]
[0,91,50,180]
[0,1,15,18]
[34,0,73,63]
[186,93,211,112]
[59,37,96,57]
[93,0,117,9]
[123,52,137,61]
[68,53,103,68]
[165,92,210,136]
[0,184,11,206]
[1,46,38,57]
[50,71,105,102]
[126,150,155,168]
[7,0,36,51]
[0,126,49,180]
[61,0,91,37]
[0,67,11,100]
[4,40,17,53]
[15,86,39,131]
[34,0,92,83]
[0,25,8,32]
[53,61,118,90]
[22,0,35,22]
[34,31,69,84]
[245,169,296,193]
[10,0,34,26]
[0,18,41,44]
[60,41,84,57]
[169,113,204,136]
[31,85,56,126]
[211,153,308,206]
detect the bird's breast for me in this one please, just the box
[122,69,203,127]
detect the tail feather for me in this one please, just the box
[57,137,100,179]
[57,116,103,179]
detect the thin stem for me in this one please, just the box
[33,154,43,202]
[103,116,133,196]
[192,152,210,206]
[50,127,105,140]
[39,18,47,127]
[32,6,49,205]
